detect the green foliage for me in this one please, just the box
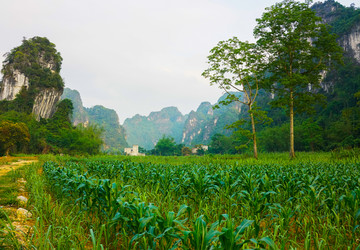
[154,136,178,156]
[254,0,343,106]
[2,36,62,78]
[0,37,64,114]
[31,154,360,248]
[312,0,360,36]
[85,105,128,151]
[209,133,237,154]
[0,120,30,156]
[254,0,343,158]
[203,37,269,158]
[0,106,103,156]
[61,88,128,151]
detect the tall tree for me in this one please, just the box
[254,0,343,158]
[203,38,268,159]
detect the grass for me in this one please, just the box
[0,165,30,248]
[0,169,22,206]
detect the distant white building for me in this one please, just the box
[124,145,145,156]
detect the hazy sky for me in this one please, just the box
[0,0,356,123]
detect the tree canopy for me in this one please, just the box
[0,121,30,156]
[254,0,343,158]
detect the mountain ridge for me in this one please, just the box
[123,93,242,149]
[61,88,128,152]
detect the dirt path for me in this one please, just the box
[0,159,38,177]
[0,157,38,247]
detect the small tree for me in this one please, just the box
[0,121,30,156]
[155,136,177,156]
[203,38,269,159]
[254,0,343,158]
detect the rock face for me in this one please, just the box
[123,107,186,149]
[181,97,242,145]
[32,88,63,120]
[339,24,360,63]
[0,37,64,120]
[123,93,242,149]
[311,1,360,94]
[312,1,360,63]
[0,70,29,100]
[61,88,89,125]
[61,88,128,151]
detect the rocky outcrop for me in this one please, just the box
[32,88,63,120]
[339,24,360,63]
[124,93,243,149]
[61,88,89,125]
[181,98,242,145]
[312,1,360,64]
[61,88,128,151]
[123,107,186,149]
[0,70,29,100]
[0,37,64,121]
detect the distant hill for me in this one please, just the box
[123,107,187,149]
[61,88,128,151]
[123,93,242,150]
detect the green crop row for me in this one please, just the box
[42,158,360,249]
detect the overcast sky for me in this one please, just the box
[0,0,356,123]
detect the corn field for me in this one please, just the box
[28,155,360,249]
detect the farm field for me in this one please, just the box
[2,152,360,249]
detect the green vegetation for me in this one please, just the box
[254,0,343,158]
[0,37,104,156]
[0,100,103,156]
[203,38,273,159]
[203,0,343,159]
[86,105,128,152]
[312,0,360,36]
[0,37,64,114]
[13,153,359,248]
[0,121,30,156]
[152,135,182,156]
[61,88,129,152]
[199,0,360,158]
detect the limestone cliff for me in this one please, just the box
[123,93,242,149]
[123,107,186,149]
[0,37,64,120]
[0,70,29,100]
[339,23,360,63]
[32,88,63,120]
[313,1,360,63]
[61,88,128,151]
[61,88,89,125]
[311,1,360,94]
[181,95,242,145]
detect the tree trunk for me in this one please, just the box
[289,91,295,159]
[5,148,10,157]
[250,106,258,160]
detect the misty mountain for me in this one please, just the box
[61,88,128,151]
[123,93,242,150]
